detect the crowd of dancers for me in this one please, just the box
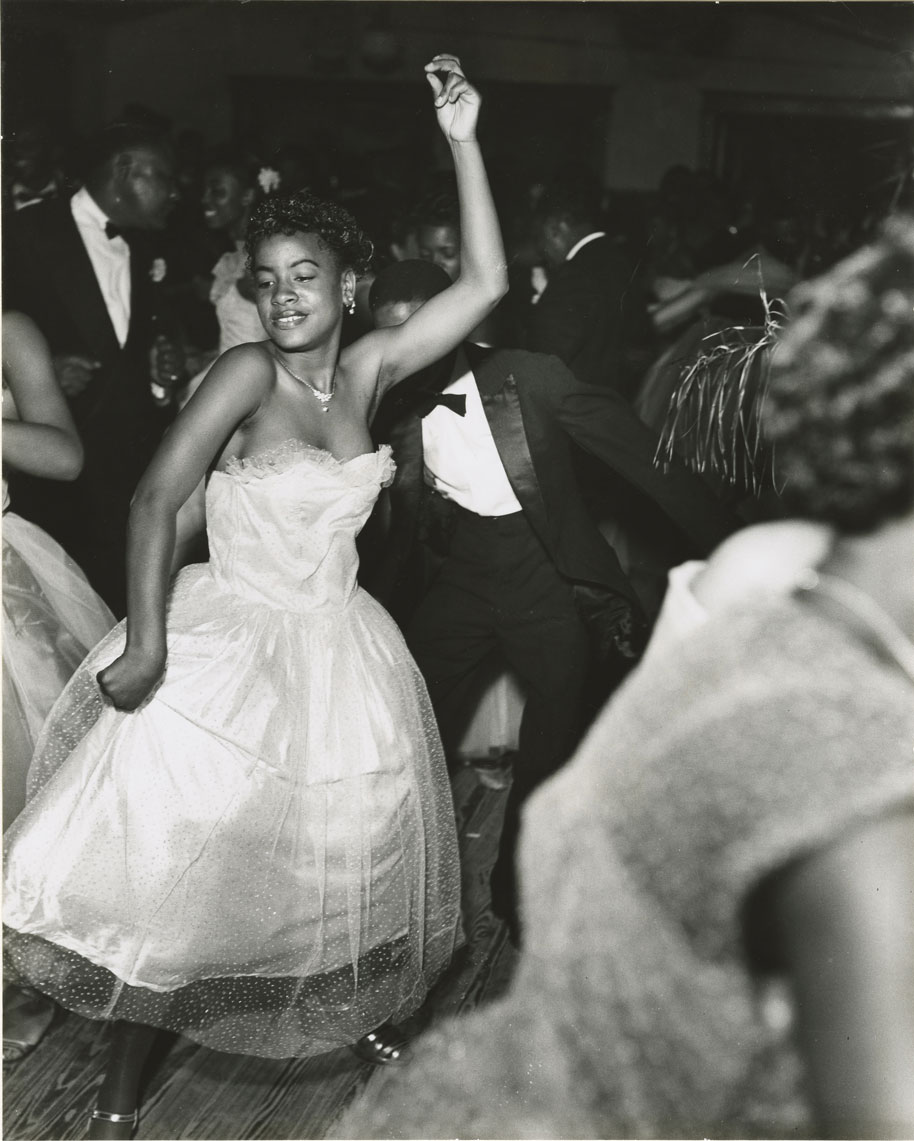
[2,54,913,1141]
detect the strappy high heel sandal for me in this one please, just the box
[87,1108,139,1140]
[349,1022,411,1066]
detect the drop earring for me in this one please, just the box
[346,297,356,315]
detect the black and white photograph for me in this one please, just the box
[2,2,913,1138]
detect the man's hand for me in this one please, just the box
[425,55,481,144]
[97,646,166,711]
[150,335,186,387]
[54,354,101,397]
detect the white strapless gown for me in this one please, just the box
[3,443,462,1057]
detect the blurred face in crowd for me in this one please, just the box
[202,167,254,232]
[252,231,354,352]
[111,144,178,230]
[417,223,461,281]
[538,216,572,270]
[372,298,422,330]
[10,125,57,186]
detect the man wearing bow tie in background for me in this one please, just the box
[3,123,181,615]
[362,259,736,941]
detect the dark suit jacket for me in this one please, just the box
[524,235,648,394]
[3,197,173,613]
[363,345,736,649]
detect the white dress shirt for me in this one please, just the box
[564,230,606,262]
[421,352,522,517]
[70,186,131,347]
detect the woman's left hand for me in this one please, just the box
[425,55,481,143]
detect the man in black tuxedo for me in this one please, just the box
[522,176,650,397]
[363,261,736,939]
[3,124,180,615]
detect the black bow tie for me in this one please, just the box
[415,390,466,418]
[104,221,123,241]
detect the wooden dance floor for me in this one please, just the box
[3,767,518,1140]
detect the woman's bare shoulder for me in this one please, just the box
[2,310,45,353]
[183,341,276,422]
[204,341,274,388]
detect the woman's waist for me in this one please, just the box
[178,561,360,615]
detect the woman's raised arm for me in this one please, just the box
[347,55,508,394]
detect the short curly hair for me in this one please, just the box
[203,144,261,192]
[412,187,460,233]
[762,213,914,534]
[245,190,373,276]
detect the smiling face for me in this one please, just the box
[201,167,253,232]
[252,231,356,352]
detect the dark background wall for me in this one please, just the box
[3,1,912,218]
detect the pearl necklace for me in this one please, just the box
[271,351,334,412]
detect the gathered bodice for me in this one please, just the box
[204,442,394,614]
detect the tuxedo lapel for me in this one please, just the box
[387,412,426,533]
[464,341,501,397]
[127,235,153,346]
[468,346,555,549]
[42,205,122,364]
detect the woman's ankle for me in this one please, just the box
[88,1107,138,1141]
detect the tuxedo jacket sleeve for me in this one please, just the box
[528,356,738,554]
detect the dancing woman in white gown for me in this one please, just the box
[3,55,507,1139]
[2,311,116,829]
[2,310,116,1065]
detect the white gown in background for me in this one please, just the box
[2,477,116,829]
[210,246,264,356]
[182,245,266,408]
[3,442,462,1058]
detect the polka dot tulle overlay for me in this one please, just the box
[3,444,462,1057]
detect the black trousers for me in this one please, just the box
[407,506,591,928]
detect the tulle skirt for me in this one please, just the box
[2,511,115,829]
[3,563,462,1057]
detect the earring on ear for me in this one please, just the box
[347,297,356,315]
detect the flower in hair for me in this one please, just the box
[257,167,281,195]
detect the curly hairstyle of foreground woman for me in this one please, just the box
[334,216,914,1139]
